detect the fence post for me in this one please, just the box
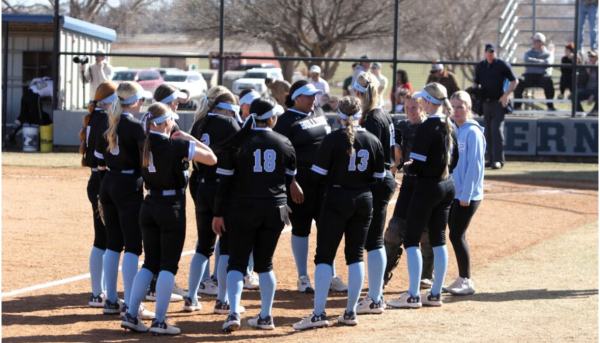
[391,0,400,114]
[572,0,580,118]
[52,0,60,110]
[218,0,225,86]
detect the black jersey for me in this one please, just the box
[311,127,385,187]
[190,113,241,180]
[361,107,395,169]
[405,115,459,178]
[216,128,296,202]
[84,108,109,168]
[140,131,195,191]
[394,119,421,167]
[95,113,145,172]
[273,107,330,168]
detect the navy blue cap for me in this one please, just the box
[485,43,497,52]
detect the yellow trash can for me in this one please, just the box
[40,124,53,152]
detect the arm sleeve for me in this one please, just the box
[214,150,235,217]
[284,140,297,186]
[405,125,431,176]
[310,135,333,183]
[458,130,485,203]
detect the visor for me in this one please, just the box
[291,84,324,100]
[98,93,117,105]
[121,90,152,105]
[240,91,261,106]
[157,90,188,104]
[337,108,362,121]
[352,81,367,94]
[414,87,444,105]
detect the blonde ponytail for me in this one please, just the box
[105,81,143,152]
[356,72,380,122]
[423,82,455,179]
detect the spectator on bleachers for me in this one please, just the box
[371,62,388,108]
[426,63,460,97]
[558,42,581,100]
[391,69,412,110]
[577,0,598,53]
[343,63,358,96]
[513,32,557,111]
[576,50,598,116]
[308,65,330,104]
[320,94,339,112]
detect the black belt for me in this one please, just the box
[108,168,136,174]
[484,98,500,102]
[199,177,219,184]
[147,188,185,197]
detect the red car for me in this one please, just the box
[112,69,164,93]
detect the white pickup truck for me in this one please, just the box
[232,68,284,95]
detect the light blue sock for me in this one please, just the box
[292,235,309,277]
[431,245,449,296]
[188,253,208,300]
[102,270,107,293]
[121,252,139,306]
[226,270,244,314]
[332,260,337,276]
[313,264,333,315]
[367,248,386,301]
[127,268,153,318]
[347,262,365,314]
[248,251,255,273]
[212,240,220,279]
[103,249,121,302]
[155,270,175,322]
[406,247,423,297]
[258,271,276,318]
[202,257,211,281]
[217,255,229,303]
[89,247,105,296]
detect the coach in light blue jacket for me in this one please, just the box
[443,91,486,297]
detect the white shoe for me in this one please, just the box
[150,318,180,336]
[293,312,329,330]
[145,290,184,303]
[386,292,422,309]
[244,272,260,290]
[297,275,314,293]
[356,296,385,314]
[183,296,202,312]
[337,311,358,326]
[329,275,348,292]
[137,304,155,320]
[103,298,124,315]
[442,276,464,293]
[421,291,443,307]
[420,278,433,290]
[198,278,219,296]
[89,292,106,308]
[448,277,475,295]
[248,315,275,330]
[213,299,246,314]
[121,312,149,333]
[172,282,187,297]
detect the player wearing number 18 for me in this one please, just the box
[293,96,386,330]
[212,98,297,332]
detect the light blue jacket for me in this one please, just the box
[452,120,486,202]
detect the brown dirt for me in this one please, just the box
[2,166,598,342]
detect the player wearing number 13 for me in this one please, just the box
[294,96,385,330]
[213,98,297,331]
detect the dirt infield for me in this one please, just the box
[2,156,598,342]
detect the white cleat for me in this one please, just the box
[297,275,314,293]
[329,275,348,292]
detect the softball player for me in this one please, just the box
[212,98,296,331]
[274,81,347,293]
[239,89,261,121]
[185,86,241,312]
[94,81,153,319]
[79,80,116,308]
[383,92,434,289]
[443,91,485,295]
[352,72,396,314]
[387,82,458,309]
[121,102,217,335]
[293,96,385,330]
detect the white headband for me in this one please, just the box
[240,91,261,106]
[247,104,284,129]
[352,81,367,93]
[121,91,146,105]
[156,90,188,104]
[291,84,324,100]
[98,93,117,105]
[337,108,362,121]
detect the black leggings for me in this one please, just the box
[448,200,481,279]
[86,171,106,250]
[140,194,187,275]
[288,168,325,237]
[99,172,143,255]
[315,187,373,266]
[404,178,455,248]
[195,180,219,258]
[225,198,285,274]
[365,171,396,251]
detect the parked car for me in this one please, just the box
[163,71,208,100]
[154,67,182,77]
[233,63,276,71]
[112,69,163,93]
[232,68,284,95]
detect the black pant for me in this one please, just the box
[195,179,219,257]
[315,187,373,266]
[365,171,396,251]
[448,200,481,279]
[288,167,325,237]
[140,194,187,275]
[559,74,573,94]
[189,170,199,206]
[404,178,455,248]
[87,171,106,250]
[226,198,285,274]
[482,101,505,165]
[99,172,143,255]
[514,74,556,109]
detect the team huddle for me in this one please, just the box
[79,69,486,335]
